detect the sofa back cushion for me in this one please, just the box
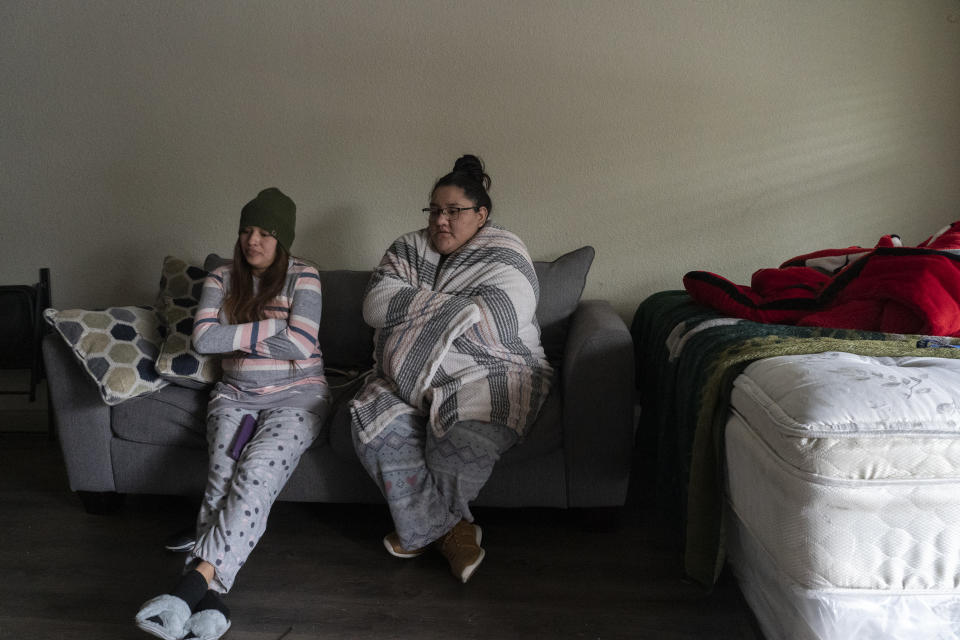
[204,245,593,370]
[317,246,593,368]
[317,270,375,370]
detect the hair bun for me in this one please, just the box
[452,154,491,191]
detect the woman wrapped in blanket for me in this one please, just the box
[351,155,553,583]
[135,188,329,640]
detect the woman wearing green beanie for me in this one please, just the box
[136,187,329,640]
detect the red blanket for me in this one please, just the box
[683,222,960,336]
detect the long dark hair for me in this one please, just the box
[432,154,493,215]
[222,238,290,323]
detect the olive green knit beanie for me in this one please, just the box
[239,187,296,252]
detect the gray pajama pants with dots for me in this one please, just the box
[188,405,325,593]
[353,413,518,551]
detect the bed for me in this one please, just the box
[632,290,960,639]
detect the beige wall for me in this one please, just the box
[2,1,959,320]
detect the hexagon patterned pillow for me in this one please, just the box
[44,306,168,404]
[154,256,220,388]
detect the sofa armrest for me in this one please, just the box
[42,333,116,492]
[561,299,635,507]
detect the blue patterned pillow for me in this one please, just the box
[44,306,168,404]
[154,256,220,388]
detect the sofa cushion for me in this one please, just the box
[154,256,221,388]
[534,246,595,365]
[112,383,208,447]
[44,306,168,404]
[326,380,563,465]
[500,385,563,465]
[197,246,593,369]
[111,382,339,451]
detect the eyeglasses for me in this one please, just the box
[422,206,479,221]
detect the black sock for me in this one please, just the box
[170,570,209,611]
[194,590,230,619]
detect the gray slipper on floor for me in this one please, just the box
[182,609,231,640]
[135,594,191,640]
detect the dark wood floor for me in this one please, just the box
[0,431,762,639]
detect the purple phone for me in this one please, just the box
[229,414,257,460]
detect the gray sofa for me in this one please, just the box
[44,247,635,513]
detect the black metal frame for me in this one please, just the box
[0,268,51,402]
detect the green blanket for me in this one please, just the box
[631,290,960,586]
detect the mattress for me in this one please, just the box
[724,351,960,639]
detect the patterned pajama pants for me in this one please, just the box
[353,413,518,551]
[189,405,325,593]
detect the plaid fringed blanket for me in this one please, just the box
[632,291,960,587]
[351,224,553,444]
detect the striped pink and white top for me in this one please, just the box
[192,258,328,412]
